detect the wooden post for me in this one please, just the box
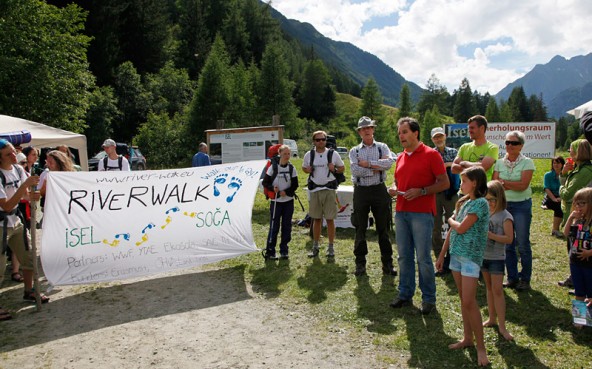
[272,115,280,126]
[29,186,42,311]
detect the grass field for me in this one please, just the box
[216,155,592,368]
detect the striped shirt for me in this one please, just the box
[349,140,394,186]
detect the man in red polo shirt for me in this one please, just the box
[388,117,449,315]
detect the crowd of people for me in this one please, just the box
[3,115,592,360]
[259,114,591,366]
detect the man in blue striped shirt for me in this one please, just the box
[349,116,396,277]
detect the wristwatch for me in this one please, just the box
[420,187,427,196]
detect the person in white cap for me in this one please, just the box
[430,127,459,276]
[98,139,130,171]
[349,116,396,277]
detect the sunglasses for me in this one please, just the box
[505,140,522,146]
[314,138,327,142]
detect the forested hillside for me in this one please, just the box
[1,0,569,168]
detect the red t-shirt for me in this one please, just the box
[395,143,446,215]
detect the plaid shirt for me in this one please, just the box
[437,146,457,163]
[349,141,394,186]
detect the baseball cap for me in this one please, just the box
[102,139,116,148]
[431,127,445,138]
[16,152,26,164]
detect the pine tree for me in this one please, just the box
[485,98,501,122]
[359,78,383,118]
[113,61,151,142]
[298,59,335,123]
[188,34,231,142]
[507,86,531,121]
[257,42,298,127]
[452,78,477,123]
[398,84,412,118]
[416,74,450,118]
[422,105,442,145]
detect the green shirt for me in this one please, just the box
[494,156,536,202]
[457,141,499,181]
[449,197,490,266]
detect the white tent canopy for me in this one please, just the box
[566,100,592,119]
[0,114,88,171]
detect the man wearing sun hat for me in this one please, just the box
[98,139,130,171]
[430,127,459,276]
[349,116,396,277]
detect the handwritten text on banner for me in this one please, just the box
[41,161,265,285]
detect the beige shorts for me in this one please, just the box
[309,189,338,220]
[0,221,33,273]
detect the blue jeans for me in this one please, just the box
[395,212,436,303]
[505,199,532,282]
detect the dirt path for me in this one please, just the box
[1,264,401,369]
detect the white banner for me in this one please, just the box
[486,122,556,159]
[41,161,266,285]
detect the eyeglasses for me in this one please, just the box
[505,140,522,146]
[314,138,326,142]
[486,197,497,203]
[574,201,588,207]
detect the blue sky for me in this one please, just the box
[268,0,592,95]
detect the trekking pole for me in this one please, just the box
[30,185,41,311]
[265,189,279,255]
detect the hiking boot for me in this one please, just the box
[326,246,335,258]
[515,280,531,291]
[558,276,573,288]
[420,302,436,315]
[279,254,289,260]
[354,264,366,276]
[308,247,320,258]
[503,280,518,289]
[382,263,397,276]
[389,297,411,309]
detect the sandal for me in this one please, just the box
[11,272,24,283]
[23,289,50,304]
[0,307,12,321]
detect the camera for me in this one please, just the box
[32,163,44,176]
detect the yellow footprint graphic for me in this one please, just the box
[135,233,149,246]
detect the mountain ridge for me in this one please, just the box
[269,7,424,106]
[496,53,592,117]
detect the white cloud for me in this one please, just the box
[269,0,592,95]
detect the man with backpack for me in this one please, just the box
[0,139,49,316]
[261,145,298,260]
[98,139,130,171]
[302,131,345,258]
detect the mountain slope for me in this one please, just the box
[496,53,592,117]
[269,7,423,106]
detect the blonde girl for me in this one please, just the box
[436,166,490,367]
[563,187,592,326]
[483,180,514,340]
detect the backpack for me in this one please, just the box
[262,144,289,200]
[103,155,123,171]
[263,159,294,200]
[307,148,345,190]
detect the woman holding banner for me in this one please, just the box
[493,131,535,291]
